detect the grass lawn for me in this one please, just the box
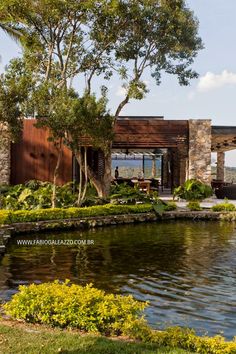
[0,322,194,354]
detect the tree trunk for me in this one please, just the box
[99,151,112,198]
[52,140,63,208]
[81,147,88,202]
[77,148,83,205]
[75,147,112,199]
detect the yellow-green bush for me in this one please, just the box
[3,281,236,353]
[164,201,177,211]
[0,210,11,224]
[187,201,202,211]
[212,202,236,212]
[129,325,236,354]
[4,281,147,335]
[149,327,236,354]
[0,204,153,225]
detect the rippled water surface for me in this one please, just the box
[1,221,236,338]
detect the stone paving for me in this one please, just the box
[161,194,236,209]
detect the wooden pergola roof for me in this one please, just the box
[113,118,188,149]
[211,126,236,152]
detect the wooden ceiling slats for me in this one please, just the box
[113,119,188,148]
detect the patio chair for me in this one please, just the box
[215,184,236,200]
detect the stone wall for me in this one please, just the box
[2,211,225,236]
[0,124,11,185]
[188,119,212,185]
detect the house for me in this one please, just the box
[1,117,236,188]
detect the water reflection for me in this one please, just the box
[0,221,236,338]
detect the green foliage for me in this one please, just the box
[110,183,151,204]
[152,200,177,216]
[187,201,202,211]
[146,327,236,354]
[0,210,11,225]
[4,281,147,335]
[3,281,236,353]
[80,197,109,207]
[0,324,193,354]
[0,204,153,225]
[212,202,236,212]
[2,0,203,198]
[164,201,177,211]
[0,74,22,141]
[0,181,77,210]
[174,179,213,201]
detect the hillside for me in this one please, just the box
[212,166,236,183]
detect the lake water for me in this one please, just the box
[0,221,236,338]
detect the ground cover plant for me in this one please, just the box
[212,202,236,212]
[187,201,202,211]
[2,281,236,354]
[4,281,146,335]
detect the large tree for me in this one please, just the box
[0,1,24,46]
[3,0,203,197]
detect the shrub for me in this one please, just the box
[212,202,236,212]
[164,201,177,211]
[4,281,147,336]
[4,282,236,354]
[0,204,154,225]
[152,200,177,216]
[174,179,213,201]
[0,210,11,224]
[148,327,236,354]
[0,181,77,210]
[80,197,109,207]
[110,182,158,205]
[187,201,202,211]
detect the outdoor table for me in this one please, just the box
[131,179,151,194]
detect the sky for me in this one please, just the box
[1,0,236,166]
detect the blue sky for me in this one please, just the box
[1,0,236,165]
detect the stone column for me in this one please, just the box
[216,151,225,181]
[0,124,11,185]
[188,119,212,185]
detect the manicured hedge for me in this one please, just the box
[0,204,154,225]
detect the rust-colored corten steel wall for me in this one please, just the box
[11,119,72,185]
[11,118,189,185]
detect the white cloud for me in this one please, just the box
[116,86,127,97]
[197,70,236,92]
